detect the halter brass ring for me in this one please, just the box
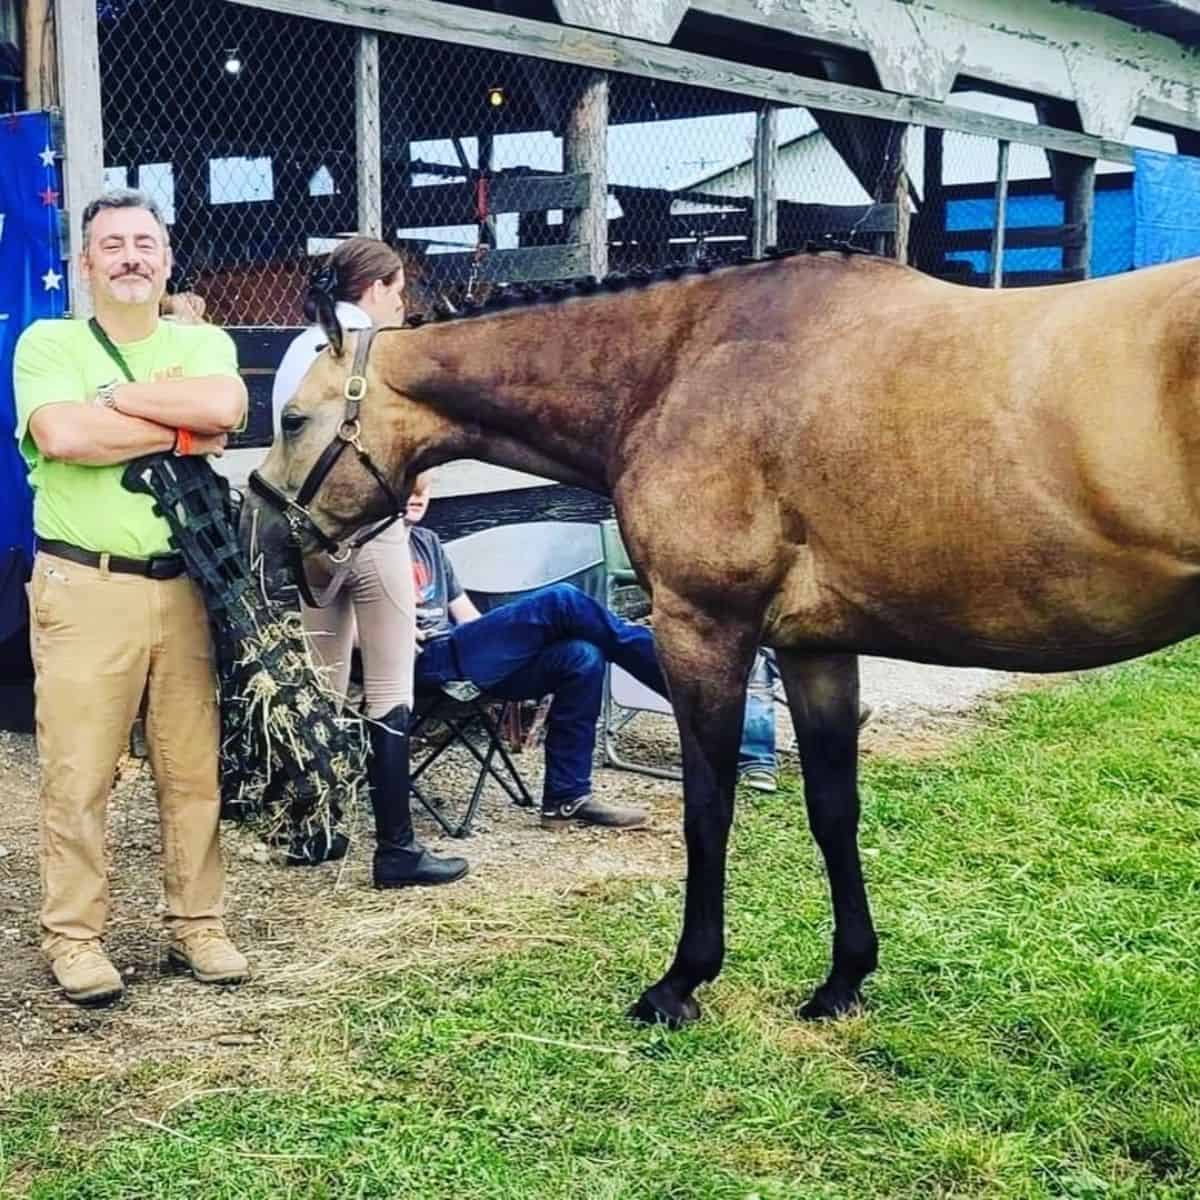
[338,419,364,453]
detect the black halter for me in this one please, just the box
[248,326,404,606]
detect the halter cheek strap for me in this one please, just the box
[248,326,404,606]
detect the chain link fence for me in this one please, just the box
[97,0,1146,330]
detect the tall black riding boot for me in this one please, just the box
[370,704,469,888]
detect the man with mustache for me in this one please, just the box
[13,189,249,1005]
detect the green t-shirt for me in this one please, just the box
[14,318,240,557]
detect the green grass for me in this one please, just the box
[6,646,1200,1198]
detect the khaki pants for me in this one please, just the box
[29,552,225,957]
[301,520,416,718]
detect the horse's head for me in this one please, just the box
[243,327,449,593]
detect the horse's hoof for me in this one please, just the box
[628,986,701,1029]
[798,984,863,1022]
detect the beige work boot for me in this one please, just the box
[168,928,250,985]
[49,940,124,1006]
[541,793,649,830]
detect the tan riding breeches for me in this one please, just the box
[300,520,416,718]
[29,553,226,957]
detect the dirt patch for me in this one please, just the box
[0,721,697,1100]
[0,660,1039,1100]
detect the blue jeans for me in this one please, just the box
[415,584,776,804]
[738,650,778,775]
[415,584,665,806]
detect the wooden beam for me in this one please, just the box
[228,0,1137,165]
[477,131,496,251]
[942,266,1088,289]
[776,201,897,238]
[23,0,57,108]
[564,70,608,279]
[609,209,752,244]
[752,103,777,258]
[990,140,1010,290]
[355,31,383,239]
[914,125,945,276]
[1004,269,1087,287]
[1062,158,1096,279]
[398,174,591,224]
[56,0,104,315]
[884,129,910,263]
[417,242,593,284]
[944,224,1087,253]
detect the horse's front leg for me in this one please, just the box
[774,649,878,1018]
[629,602,758,1029]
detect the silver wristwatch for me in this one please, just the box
[94,380,119,410]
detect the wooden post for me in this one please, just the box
[23,0,57,108]
[890,133,910,264]
[172,160,210,297]
[355,31,382,239]
[990,140,1010,289]
[56,0,104,315]
[919,124,945,275]
[752,103,778,257]
[478,131,497,250]
[1063,157,1096,278]
[564,69,608,279]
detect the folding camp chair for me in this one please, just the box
[408,520,606,836]
[598,518,683,781]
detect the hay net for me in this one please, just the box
[122,453,367,853]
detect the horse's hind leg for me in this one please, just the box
[629,602,758,1029]
[774,649,878,1018]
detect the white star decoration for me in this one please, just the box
[42,267,62,291]
[38,145,55,168]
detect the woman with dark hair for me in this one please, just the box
[271,237,467,888]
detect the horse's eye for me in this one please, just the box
[281,411,308,436]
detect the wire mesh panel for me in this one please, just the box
[607,79,759,271]
[909,122,1136,286]
[772,108,908,256]
[99,0,358,326]
[378,40,597,309]
[96,0,1142,332]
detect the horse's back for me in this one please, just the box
[626,254,1200,671]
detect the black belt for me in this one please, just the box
[38,538,186,581]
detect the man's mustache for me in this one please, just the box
[112,269,152,280]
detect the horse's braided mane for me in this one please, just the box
[402,240,882,330]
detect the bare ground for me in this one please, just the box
[0,658,1033,1102]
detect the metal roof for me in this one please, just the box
[1074,1,1200,45]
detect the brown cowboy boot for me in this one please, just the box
[541,792,649,830]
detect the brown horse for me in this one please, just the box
[246,249,1200,1028]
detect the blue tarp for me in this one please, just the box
[0,110,66,653]
[1133,148,1200,268]
[946,185,1135,279]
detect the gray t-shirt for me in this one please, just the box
[409,525,464,636]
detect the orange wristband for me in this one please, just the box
[173,428,194,456]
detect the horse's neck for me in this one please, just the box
[386,293,682,491]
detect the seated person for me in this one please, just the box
[739,651,779,793]
[740,650,872,792]
[405,473,782,826]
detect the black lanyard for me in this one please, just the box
[88,317,136,384]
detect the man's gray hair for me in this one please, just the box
[81,188,170,250]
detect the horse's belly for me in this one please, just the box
[766,547,1200,672]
